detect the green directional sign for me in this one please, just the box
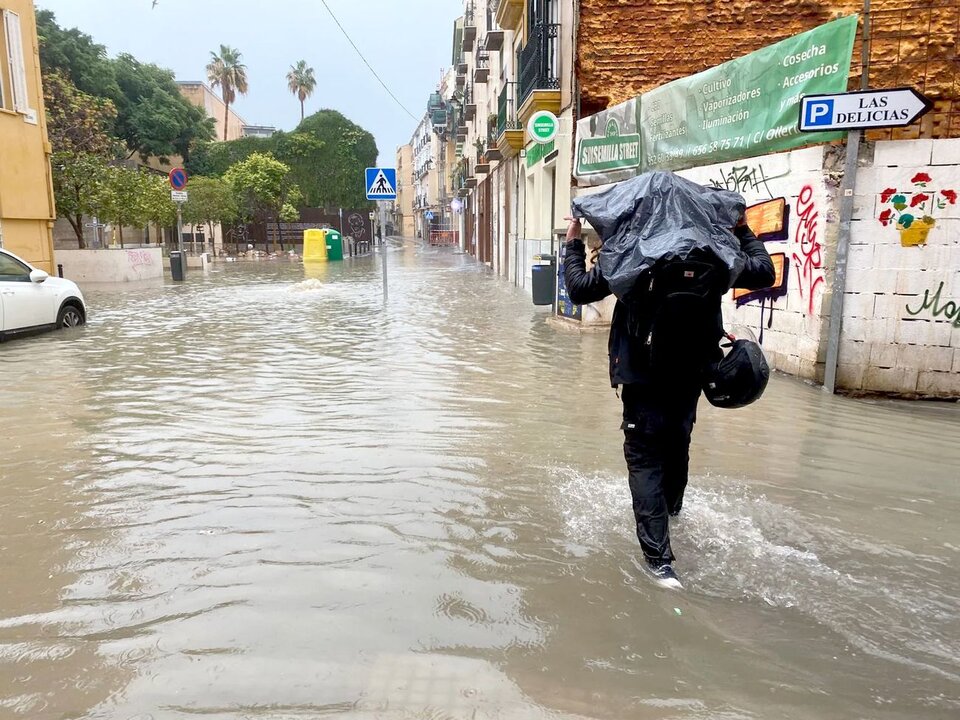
[528,110,559,144]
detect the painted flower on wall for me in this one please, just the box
[877,172,956,247]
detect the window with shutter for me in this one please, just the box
[3,9,33,120]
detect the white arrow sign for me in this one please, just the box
[799,88,932,132]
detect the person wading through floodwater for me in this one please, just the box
[564,172,775,589]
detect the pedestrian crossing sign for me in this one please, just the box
[365,167,397,200]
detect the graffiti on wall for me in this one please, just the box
[732,197,792,342]
[905,281,960,328]
[877,173,958,247]
[126,249,155,270]
[708,163,788,198]
[792,185,823,317]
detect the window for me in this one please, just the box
[1,9,34,121]
[0,252,31,282]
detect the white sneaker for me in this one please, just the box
[648,563,683,590]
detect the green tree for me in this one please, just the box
[286,60,316,121]
[37,11,214,162]
[279,203,300,223]
[43,70,118,158]
[207,45,248,141]
[44,70,120,248]
[113,54,215,162]
[181,176,238,249]
[35,9,120,101]
[51,153,109,249]
[287,110,377,209]
[185,135,271,177]
[99,166,149,248]
[141,175,177,246]
[224,153,301,250]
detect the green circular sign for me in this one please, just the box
[528,110,559,144]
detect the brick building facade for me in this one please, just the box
[577,0,959,140]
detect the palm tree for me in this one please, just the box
[286,60,317,121]
[206,45,249,141]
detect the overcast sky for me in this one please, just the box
[35,0,458,163]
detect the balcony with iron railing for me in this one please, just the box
[484,3,504,51]
[463,1,477,48]
[475,145,489,175]
[474,51,490,84]
[463,83,476,121]
[517,22,561,123]
[495,82,523,157]
[486,121,503,161]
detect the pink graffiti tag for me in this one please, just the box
[126,249,155,270]
[792,185,823,316]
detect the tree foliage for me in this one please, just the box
[113,54,215,162]
[186,110,376,210]
[36,10,214,162]
[51,153,108,249]
[207,45,248,141]
[98,166,150,247]
[223,152,300,223]
[286,60,316,121]
[181,176,238,228]
[44,70,118,158]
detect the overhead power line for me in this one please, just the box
[319,0,419,122]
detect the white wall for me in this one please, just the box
[57,248,164,283]
[678,146,832,381]
[842,138,960,397]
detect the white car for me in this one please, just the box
[0,248,86,341]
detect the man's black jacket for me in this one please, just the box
[564,226,775,387]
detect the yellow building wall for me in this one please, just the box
[0,0,55,272]
[178,82,247,142]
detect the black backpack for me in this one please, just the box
[622,249,730,374]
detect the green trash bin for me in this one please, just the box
[325,230,344,261]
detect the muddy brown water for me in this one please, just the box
[2,241,958,719]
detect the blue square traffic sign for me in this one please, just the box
[365,167,397,200]
[803,99,835,129]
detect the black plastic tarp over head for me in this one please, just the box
[571,171,748,298]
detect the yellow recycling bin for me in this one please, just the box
[303,229,329,263]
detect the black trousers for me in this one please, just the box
[621,383,700,566]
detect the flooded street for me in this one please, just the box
[2,240,958,719]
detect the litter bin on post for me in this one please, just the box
[325,230,344,261]
[531,254,556,306]
[169,251,186,281]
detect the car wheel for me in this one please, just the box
[57,304,85,329]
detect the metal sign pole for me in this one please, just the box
[824,2,871,394]
[380,203,388,302]
[176,202,185,254]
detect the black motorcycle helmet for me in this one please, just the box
[703,337,770,409]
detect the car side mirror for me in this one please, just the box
[29,269,49,284]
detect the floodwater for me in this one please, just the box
[1,239,958,720]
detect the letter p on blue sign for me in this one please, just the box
[803,99,834,129]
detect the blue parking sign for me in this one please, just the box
[802,99,835,129]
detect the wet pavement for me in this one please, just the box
[1,239,958,719]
